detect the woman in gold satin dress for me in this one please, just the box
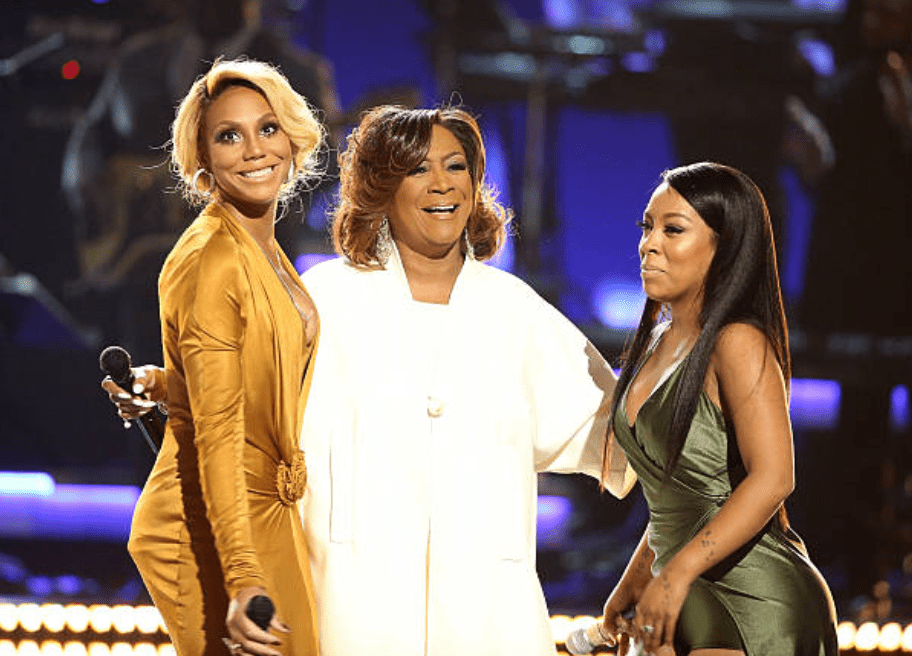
[598,163,838,656]
[108,59,323,656]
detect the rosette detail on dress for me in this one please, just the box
[277,450,307,505]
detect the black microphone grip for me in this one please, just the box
[246,595,275,631]
[99,345,165,454]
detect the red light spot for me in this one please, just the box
[61,60,80,80]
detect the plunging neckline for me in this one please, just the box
[624,324,690,430]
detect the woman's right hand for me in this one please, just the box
[600,589,636,650]
[100,365,166,424]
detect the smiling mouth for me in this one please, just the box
[422,204,458,215]
[240,165,276,180]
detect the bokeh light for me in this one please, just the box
[61,60,81,80]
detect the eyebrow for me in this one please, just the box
[423,150,466,162]
[211,112,277,132]
[643,210,695,222]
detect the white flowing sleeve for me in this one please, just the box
[525,292,636,498]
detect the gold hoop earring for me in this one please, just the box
[191,168,215,198]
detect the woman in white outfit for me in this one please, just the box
[299,105,631,656]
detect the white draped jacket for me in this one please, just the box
[299,247,627,656]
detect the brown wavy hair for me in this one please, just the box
[332,105,512,268]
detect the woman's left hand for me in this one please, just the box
[224,586,288,656]
[632,564,692,654]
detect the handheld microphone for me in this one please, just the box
[246,595,275,630]
[564,609,643,655]
[99,345,165,454]
[565,619,613,654]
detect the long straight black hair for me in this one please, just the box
[606,162,790,479]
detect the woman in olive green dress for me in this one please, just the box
[598,162,838,656]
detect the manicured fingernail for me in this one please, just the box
[117,392,131,400]
[132,383,144,394]
[123,420,131,429]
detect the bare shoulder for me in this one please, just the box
[713,323,770,366]
[710,322,783,406]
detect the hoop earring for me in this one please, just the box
[191,168,215,199]
[463,228,476,261]
[375,216,393,265]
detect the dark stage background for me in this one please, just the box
[2,0,912,652]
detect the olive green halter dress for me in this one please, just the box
[613,334,838,655]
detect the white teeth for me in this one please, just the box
[241,166,275,179]
[424,205,456,213]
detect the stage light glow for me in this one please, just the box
[41,605,65,633]
[901,623,912,651]
[855,621,880,651]
[878,622,902,650]
[837,620,856,649]
[16,640,40,656]
[0,483,141,541]
[0,604,17,632]
[88,607,112,634]
[891,385,910,432]
[790,0,846,11]
[622,52,655,73]
[109,644,131,656]
[61,61,80,81]
[133,608,160,635]
[64,606,90,633]
[537,495,574,548]
[56,576,82,596]
[542,0,578,29]
[156,645,175,656]
[549,615,573,644]
[18,605,42,633]
[796,38,835,77]
[293,253,336,275]
[789,379,841,430]
[62,643,87,656]
[86,643,109,656]
[131,644,157,656]
[39,641,64,656]
[0,473,54,497]
[0,640,14,656]
[592,280,644,330]
[111,607,134,635]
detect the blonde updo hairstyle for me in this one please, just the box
[171,58,324,207]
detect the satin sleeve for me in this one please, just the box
[173,233,266,596]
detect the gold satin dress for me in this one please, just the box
[128,203,319,655]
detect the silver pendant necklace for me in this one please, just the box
[258,241,313,327]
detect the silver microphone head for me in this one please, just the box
[565,625,596,654]
[565,620,605,655]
